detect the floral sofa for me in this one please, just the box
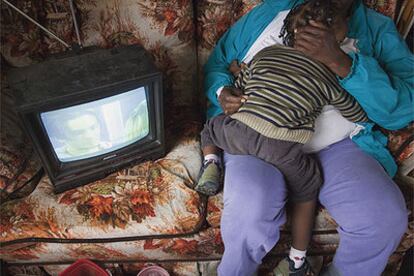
[1,0,413,275]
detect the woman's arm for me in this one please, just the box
[337,17,414,130]
[203,2,280,118]
[295,18,413,130]
[203,17,250,118]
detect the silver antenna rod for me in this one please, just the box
[2,0,71,49]
[69,0,82,48]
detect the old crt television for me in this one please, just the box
[8,45,165,193]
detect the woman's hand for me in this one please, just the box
[218,86,247,115]
[294,20,352,78]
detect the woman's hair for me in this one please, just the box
[279,0,337,47]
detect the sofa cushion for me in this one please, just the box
[0,122,203,244]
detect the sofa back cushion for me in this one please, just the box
[1,0,199,117]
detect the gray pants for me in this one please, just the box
[200,115,322,202]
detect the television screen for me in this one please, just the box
[9,45,165,193]
[40,87,149,162]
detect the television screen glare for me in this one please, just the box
[40,87,149,162]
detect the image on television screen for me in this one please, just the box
[41,87,150,162]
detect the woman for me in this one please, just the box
[203,0,413,275]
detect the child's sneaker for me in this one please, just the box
[195,160,222,196]
[273,257,315,276]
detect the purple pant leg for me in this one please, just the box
[218,153,288,276]
[317,139,408,276]
[218,138,407,276]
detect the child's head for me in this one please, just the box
[280,0,347,47]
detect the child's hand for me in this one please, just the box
[229,60,242,77]
[219,87,247,115]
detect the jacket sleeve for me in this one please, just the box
[339,17,414,130]
[203,3,268,118]
[203,30,236,118]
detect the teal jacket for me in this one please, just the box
[204,0,414,177]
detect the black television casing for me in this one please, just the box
[8,45,165,193]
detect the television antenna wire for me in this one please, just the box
[1,0,83,50]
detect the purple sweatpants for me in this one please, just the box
[218,138,408,276]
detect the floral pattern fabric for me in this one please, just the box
[0,1,412,276]
[0,122,203,244]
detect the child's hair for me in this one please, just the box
[279,0,337,47]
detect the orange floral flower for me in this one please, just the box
[130,189,151,205]
[0,216,13,234]
[169,239,198,255]
[214,231,222,245]
[0,245,45,260]
[132,204,155,221]
[163,9,177,23]
[58,189,77,205]
[87,196,113,218]
[0,176,7,189]
[207,201,221,214]
[143,239,170,250]
[16,201,35,221]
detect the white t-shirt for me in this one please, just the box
[216,10,359,153]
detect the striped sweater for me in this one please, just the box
[231,45,369,144]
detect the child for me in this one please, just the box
[196,0,368,274]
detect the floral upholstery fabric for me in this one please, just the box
[0,122,203,244]
[0,0,413,275]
